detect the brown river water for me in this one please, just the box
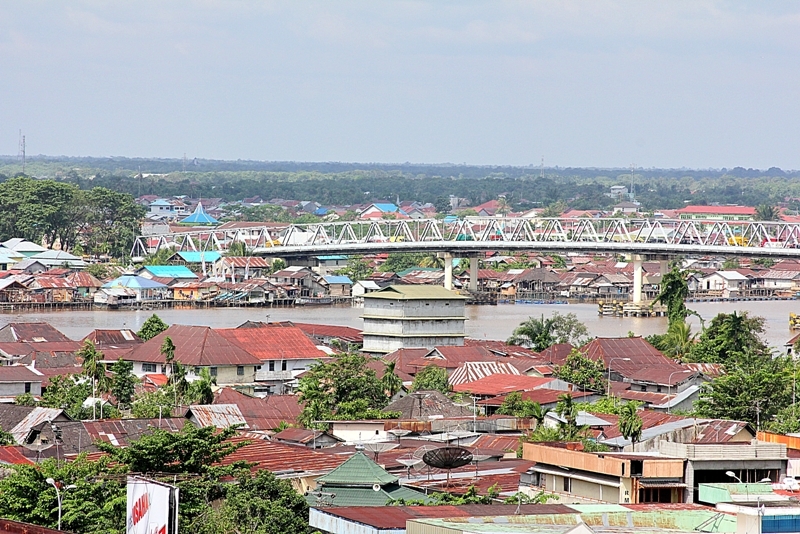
[1,300,796,351]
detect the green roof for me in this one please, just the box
[316,452,398,486]
[363,285,467,301]
[306,483,430,507]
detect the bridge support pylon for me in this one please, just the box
[633,255,643,304]
[469,257,479,292]
[443,253,454,291]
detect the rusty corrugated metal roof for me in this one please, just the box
[122,325,262,366]
[10,407,68,444]
[187,404,249,429]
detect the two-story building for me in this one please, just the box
[121,325,262,391]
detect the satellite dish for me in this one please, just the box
[422,446,474,487]
[372,483,381,492]
[362,441,399,462]
[422,446,473,470]
[387,428,411,440]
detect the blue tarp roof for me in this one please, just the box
[175,251,222,263]
[141,265,198,279]
[103,275,168,289]
[324,275,353,285]
[180,202,219,225]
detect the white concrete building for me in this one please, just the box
[361,285,467,353]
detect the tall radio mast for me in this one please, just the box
[18,131,26,174]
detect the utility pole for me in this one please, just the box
[18,131,26,174]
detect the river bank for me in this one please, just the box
[1,299,796,351]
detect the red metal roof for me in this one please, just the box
[83,329,142,347]
[0,323,70,343]
[468,434,521,454]
[580,337,686,384]
[66,271,104,287]
[464,339,541,359]
[317,504,575,529]
[382,348,431,376]
[218,325,326,361]
[219,256,271,268]
[213,387,301,429]
[677,205,756,215]
[0,445,35,465]
[219,435,346,474]
[479,388,594,407]
[285,322,363,344]
[122,325,262,366]
[537,343,575,365]
[0,366,43,383]
[453,374,554,395]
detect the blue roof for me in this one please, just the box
[175,251,222,263]
[150,199,172,206]
[142,265,198,279]
[314,207,329,215]
[180,202,219,225]
[103,275,168,289]
[324,275,353,285]
[317,255,348,260]
[443,215,458,223]
[373,203,400,213]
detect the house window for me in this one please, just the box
[268,361,275,371]
[563,477,571,493]
[161,365,167,374]
[142,363,157,373]
[237,366,244,376]
[640,385,647,392]
[24,382,31,393]
[210,367,218,377]
[281,360,288,371]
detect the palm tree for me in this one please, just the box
[381,361,403,398]
[419,254,445,269]
[755,204,781,221]
[618,401,643,448]
[79,340,109,393]
[529,402,551,428]
[662,321,696,361]
[507,315,556,351]
[555,393,585,441]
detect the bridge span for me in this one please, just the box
[132,217,800,303]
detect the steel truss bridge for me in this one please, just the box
[132,217,800,260]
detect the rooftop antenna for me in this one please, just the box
[18,131,26,174]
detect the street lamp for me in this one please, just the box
[666,370,687,414]
[46,478,76,531]
[727,470,750,503]
[607,358,631,396]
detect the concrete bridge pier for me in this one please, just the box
[633,255,644,304]
[442,252,454,290]
[469,257,479,292]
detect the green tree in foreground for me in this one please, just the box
[296,352,392,427]
[0,425,311,533]
[617,401,643,447]
[755,204,781,221]
[410,365,451,394]
[381,361,404,397]
[553,349,606,394]
[137,313,169,341]
[110,358,136,410]
[496,392,550,424]
[507,312,589,351]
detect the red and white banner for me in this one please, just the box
[126,477,178,534]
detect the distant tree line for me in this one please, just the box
[0,176,144,259]
[2,157,800,214]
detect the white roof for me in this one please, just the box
[356,280,381,290]
[706,270,749,281]
[1,239,46,253]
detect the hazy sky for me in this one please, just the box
[1,1,799,169]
